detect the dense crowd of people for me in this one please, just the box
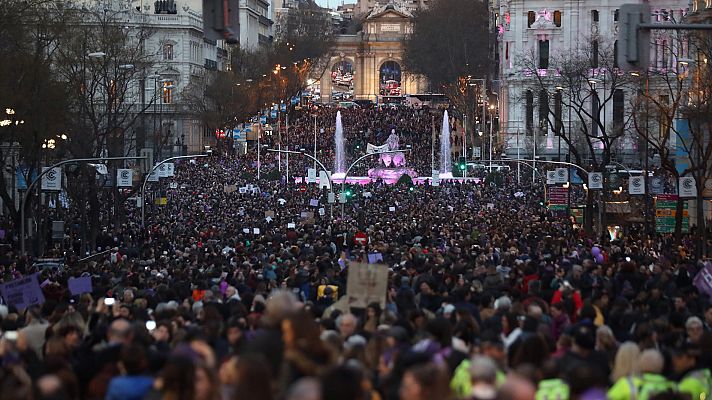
[0,106,711,400]
[260,106,462,177]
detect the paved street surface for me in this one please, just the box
[0,107,710,400]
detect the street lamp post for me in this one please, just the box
[141,154,209,227]
[268,149,334,220]
[20,156,146,255]
[312,114,318,171]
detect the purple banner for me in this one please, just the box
[68,276,93,296]
[693,263,712,299]
[0,273,45,310]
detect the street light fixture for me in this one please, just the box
[88,52,106,58]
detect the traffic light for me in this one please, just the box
[617,3,651,71]
[345,189,352,198]
[458,156,466,171]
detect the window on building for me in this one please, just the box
[162,80,173,104]
[614,9,619,21]
[613,89,624,135]
[526,90,534,134]
[554,91,563,135]
[528,11,536,27]
[163,44,173,61]
[539,90,549,133]
[614,40,618,68]
[554,10,562,27]
[592,40,599,68]
[505,42,509,60]
[539,40,550,69]
[661,39,668,69]
[591,10,599,22]
[591,94,600,136]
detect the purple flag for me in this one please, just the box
[68,276,93,296]
[0,273,45,310]
[694,263,712,299]
[368,252,384,264]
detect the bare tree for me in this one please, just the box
[0,0,71,225]
[629,30,712,256]
[520,38,635,235]
[51,4,157,252]
[403,0,490,147]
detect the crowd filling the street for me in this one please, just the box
[1,105,712,400]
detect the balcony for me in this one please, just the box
[258,34,272,46]
[258,15,273,26]
[204,59,218,71]
[146,13,202,31]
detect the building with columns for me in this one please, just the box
[315,1,426,103]
[498,0,689,165]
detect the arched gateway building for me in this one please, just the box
[315,2,427,104]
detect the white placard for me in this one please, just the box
[588,172,603,189]
[164,162,175,177]
[346,263,388,309]
[307,168,317,183]
[242,228,250,233]
[287,222,296,229]
[156,163,169,178]
[389,206,396,212]
[629,176,645,195]
[546,170,557,185]
[319,171,331,189]
[253,228,260,235]
[555,168,568,184]
[432,170,440,187]
[117,169,133,187]
[147,170,159,182]
[41,167,62,191]
[679,177,697,198]
[363,191,372,198]
[318,207,325,216]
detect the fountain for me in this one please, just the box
[333,111,346,179]
[367,129,417,182]
[439,110,453,178]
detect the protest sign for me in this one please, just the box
[0,274,45,310]
[346,263,388,309]
[367,252,383,264]
[68,276,93,296]
[694,263,712,299]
